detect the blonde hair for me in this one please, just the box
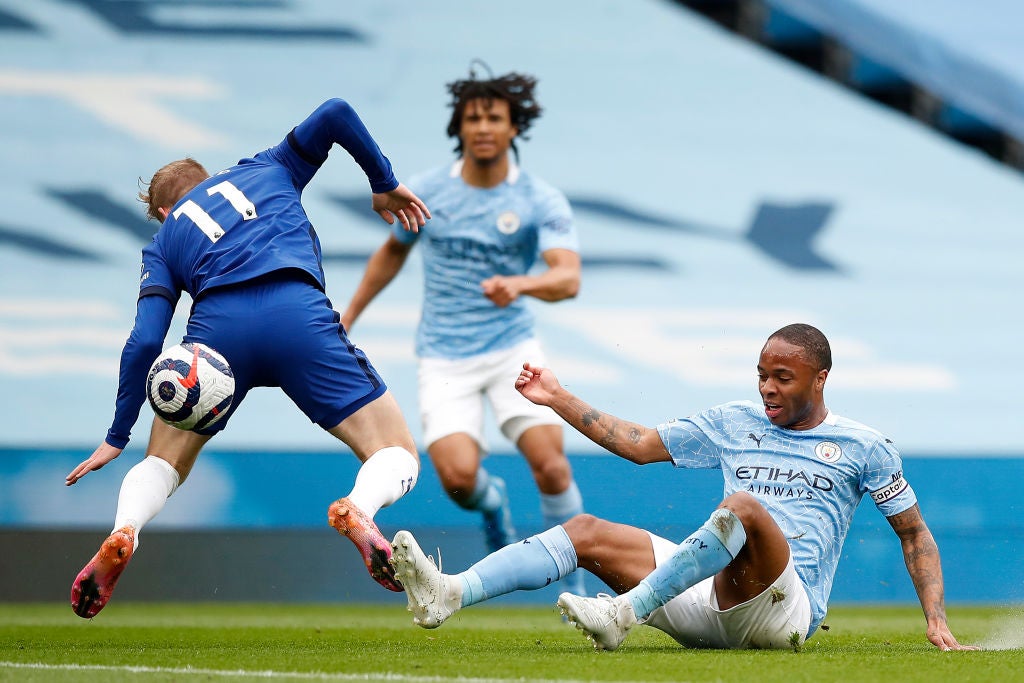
[138,158,210,221]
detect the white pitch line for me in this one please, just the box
[0,661,652,683]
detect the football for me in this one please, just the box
[146,342,235,431]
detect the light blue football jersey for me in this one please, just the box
[397,161,579,359]
[657,400,917,637]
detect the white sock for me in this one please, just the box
[113,455,180,550]
[346,447,419,518]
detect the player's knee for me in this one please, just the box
[719,491,770,528]
[436,467,478,501]
[561,513,607,548]
[528,456,572,491]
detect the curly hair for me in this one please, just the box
[767,323,833,371]
[138,157,210,221]
[445,69,543,159]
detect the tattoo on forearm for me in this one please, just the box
[569,399,647,458]
[895,511,947,623]
[575,402,619,451]
[906,538,939,564]
[599,429,618,451]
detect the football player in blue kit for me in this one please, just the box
[389,324,977,652]
[64,98,430,618]
[341,67,587,594]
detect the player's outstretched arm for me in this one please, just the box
[66,442,123,486]
[886,504,980,651]
[515,363,670,465]
[341,234,413,331]
[76,295,175,487]
[372,183,430,233]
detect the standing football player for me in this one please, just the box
[390,324,978,652]
[65,98,429,618]
[341,65,587,595]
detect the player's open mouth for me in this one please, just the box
[764,403,782,419]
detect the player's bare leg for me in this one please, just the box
[429,433,517,552]
[711,492,791,609]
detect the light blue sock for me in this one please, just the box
[457,468,502,513]
[625,508,746,619]
[458,525,577,607]
[540,480,584,529]
[541,481,587,594]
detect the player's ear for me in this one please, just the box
[816,368,828,391]
[157,207,171,222]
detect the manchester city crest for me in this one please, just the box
[814,441,843,463]
[496,211,521,234]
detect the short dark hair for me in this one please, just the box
[768,323,832,371]
[445,67,543,159]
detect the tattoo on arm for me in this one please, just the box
[889,504,947,623]
[573,401,628,454]
[564,397,665,463]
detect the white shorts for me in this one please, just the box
[642,533,811,650]
[418,338,562,450]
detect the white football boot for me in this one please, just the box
[390,530,462,628]
[557,592,637,651]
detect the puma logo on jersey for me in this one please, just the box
[747,432,765,447]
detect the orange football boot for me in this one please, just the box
[328,497,402,592]
[71,526,135,618]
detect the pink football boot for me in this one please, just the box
[328,497,403,592]
[71,526,136,618]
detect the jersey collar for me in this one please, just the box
[450,159,520,185]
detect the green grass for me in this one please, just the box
[0,603,1020,682]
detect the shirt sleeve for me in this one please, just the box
[140,236,181,303]
[861,438,918,517]
[261,98,399,194]
[536,186,579,254]
[105,293,176,449]
[656,406,726,469]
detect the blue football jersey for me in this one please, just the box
[140,98,397,304]
[396,161,579,359]
[106,99,397,449]
[657,400,917,636]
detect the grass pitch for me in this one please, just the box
[0,603,1020,682]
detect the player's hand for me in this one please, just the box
[927,623,981,651]
[339,310,355,331]
[481,275,523,307]
[514,362,562,406]
[372,183,430,232]
[66,442,123,486]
